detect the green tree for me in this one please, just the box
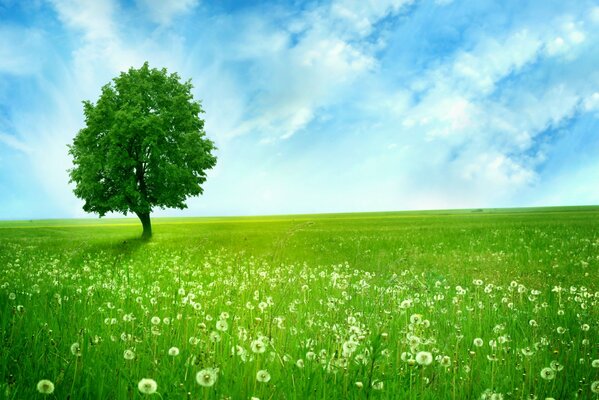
[68,62,217,239]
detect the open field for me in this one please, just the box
[0,206,598,399]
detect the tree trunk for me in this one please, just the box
[137,212,152,239]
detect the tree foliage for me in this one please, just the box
[68,62,217,238]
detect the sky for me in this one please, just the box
[1,0,598,219]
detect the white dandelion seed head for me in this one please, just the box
[36,379,55,394]
[168,347,180,356]
[408,334,421,348]
[137,378,157,394]
[196,368,219,387]
[342,340,358,356]
[473,338,484,347]
[355,381,363,388]
[415,351,433,366]
[124,349,135,360]
[591,381,599,394]
[209,331,221,342]
[256,369,271,383]
[151,316,160,325]
[372,380,384,390]
[410,314,422,324]
[521,347,535,356]
[70,342,82,357]
[550,360,564,371]
[216,319,228,332]
[251,339,266,354]
[540,367,555,380]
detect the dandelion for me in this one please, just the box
[124,349,135,360]
[168,347,180,356]
[151,316,161,325]
[251,339,266,354]
[296,359,305,368]
[256,369,271,383]
[591,359,599,368]
[342,340,358,356]
[71,342,82,357]
[196,368,219,387]
[209,331,221,342]
[540,367,555,380]
[410,314,422,324]
[473,338,484,347]
[216,319,228,332]
[440,356,451,367]
[138,378,157,394]
[408,335,421,348]
[415,351,433,366]
[550,360,564,371]
[521,347,535,356]
[355,381,363,388]
[590,381,599,394]
[36,379,55,395]
[372,380,384,390]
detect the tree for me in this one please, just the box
[68,62,217,239]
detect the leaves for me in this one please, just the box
[69,62,217,217]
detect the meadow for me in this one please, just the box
[0,206,597,399]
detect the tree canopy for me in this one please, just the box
[68,62,217,238]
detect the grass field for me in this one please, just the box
[0,206,598,399]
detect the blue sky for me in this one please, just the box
[1,0,598,219]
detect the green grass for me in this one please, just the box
[0,206,598,399]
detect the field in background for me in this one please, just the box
[0,206,597,399]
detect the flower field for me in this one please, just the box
[0,207,597,399]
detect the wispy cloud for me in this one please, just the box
[135,0,198,26]
[0,0,598,219]
[0,132,32,154]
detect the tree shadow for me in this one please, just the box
[67,235,151,267]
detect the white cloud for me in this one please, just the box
[450,30,542,95]
[49,0,117,41]
[0,132,32,153]
[136,0,198,25]
[0,26,46,75]
[583,92,599,112]
[545,20,587,56]
[330,0,414,37]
